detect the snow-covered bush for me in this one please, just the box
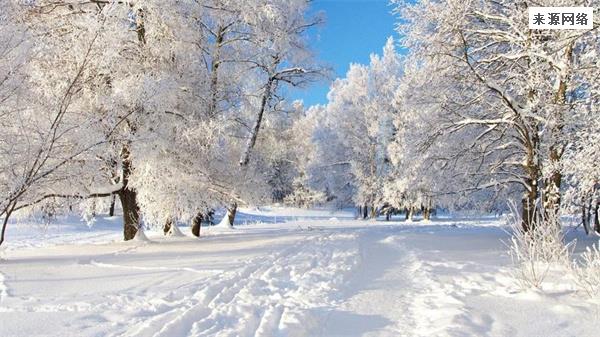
[572,243,600,299]
[507,205,574,289]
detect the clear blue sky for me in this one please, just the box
[292,0,400,107]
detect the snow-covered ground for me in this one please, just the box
[0,207,598,337]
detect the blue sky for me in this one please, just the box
[291,0,400,107]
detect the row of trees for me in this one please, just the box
[0,0,323,245]
[1,0,597,244]
[307,0,599,229]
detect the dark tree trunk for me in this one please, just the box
[385,213,390,221]
[521,174,539,232]
[362,204,368,219]
[240,78,274,166]
[582,200,590,235]
[192,213,203,237]
[544,165,562,214]
[119,145,140,241]
[357,205,362,219]
[543,43,571,217]
[370,205,376,219]
[163,218,173,235]
[405,208,409,220]
[0,218,7,247]
[522,128,541,232]
[119,188,139,241]
[0,216,8,248]
[109,194,116,216]
[594,201,600,234]
[226,202,237,227]
[424,208,431,221]
[0,202,16,247]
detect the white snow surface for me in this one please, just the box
[0,207,598,337]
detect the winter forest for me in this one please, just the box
[1,0,599,336]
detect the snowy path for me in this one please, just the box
[319,227,419,337]
[0,210,598,336]
[319,224,597,337]
[110,230,360,337]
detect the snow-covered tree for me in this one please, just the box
[309,104,355,208]
[563,56,600,233]
[255,100,328,208]
[1,2,111,244]
[237,0,325,167]
[382,44,441,220]
[16,0,325,235]
[316,38,402,217]
[393,0,600,230]
[16,1,212,239]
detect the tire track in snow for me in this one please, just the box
[150,237,317,337]
[89,260,222,276]
[111,230,360,337]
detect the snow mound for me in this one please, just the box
[208,216,235,233]
[165,224,186,238]
[132,228,151,242]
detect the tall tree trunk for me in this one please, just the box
[357,205,362,219]
[544,151,562,213]
[362,204,368,219]
[108,194,116,216]
[424,208,431,221]
[192,213,203,237]
[163,217,173,235]
[0,217,8,247]
[522,123,541,232]
[370,205,376,219]
[119,189,139,240]
[208,26,225,118]
[582,198,590,235]
[240,78,274,166]
[594,201,600,234]
[405,208,409,220]
[544,42,572,215]
[408,207,414,222]
[119,146,140,241]
[0,202,16,247]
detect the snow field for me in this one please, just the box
[391,226,598,337]
[121,231,360,337]
[0,214,362,337]
[1,210,599,336]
